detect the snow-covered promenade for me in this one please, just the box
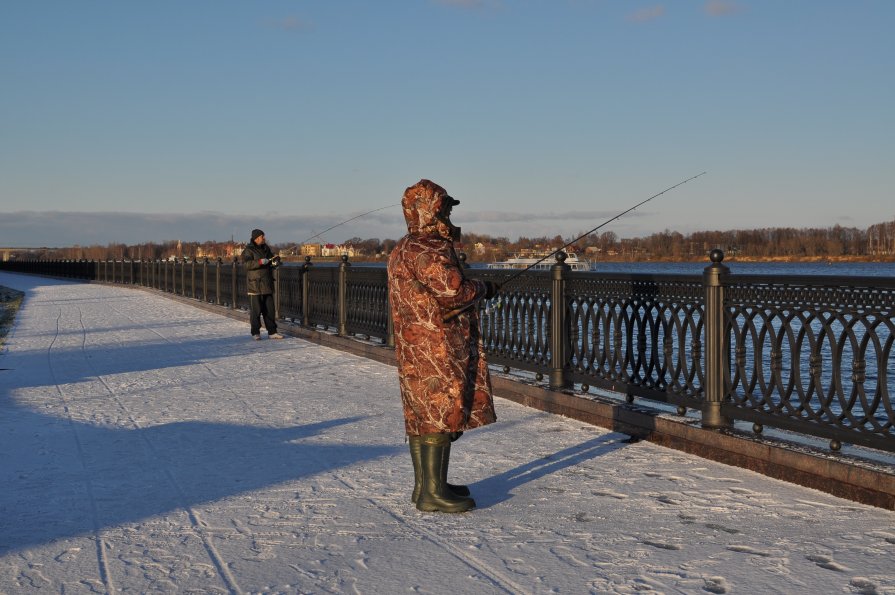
[2,272,894,594]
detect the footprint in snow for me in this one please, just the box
[657,494,683,505]
[806,554,850,572]
[726,545,772,557]
[705,523,740,534]
[591,489,628,500]
[850,577,883,595]
[640,538,682,550]
[703,576,729,594]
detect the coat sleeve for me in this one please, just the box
[242,247,261,271]
[413,247,485,311]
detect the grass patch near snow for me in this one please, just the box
[0,286,24,349]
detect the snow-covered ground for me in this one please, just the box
[1,271,894,595]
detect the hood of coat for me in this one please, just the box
[401,179,457,239]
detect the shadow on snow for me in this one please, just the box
[0,404,398,554]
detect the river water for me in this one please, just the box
[327,260,895,277]
[572,261,895,277]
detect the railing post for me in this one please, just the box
[702,248,732,429]
[215,257,223,305]
[180,257,186,296]
[338,254,350,336]
[386,296,395,348]
[302,256,312,327]
[549,252,572,390]
[191,258,197,298]
[202,257,208,303]
[273,262,280,320]
[231,257,238,309]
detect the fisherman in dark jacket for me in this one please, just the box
[241,229,284,340]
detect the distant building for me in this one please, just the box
[321,243,357,257]
[300,244,322,257]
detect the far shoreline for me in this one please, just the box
[281,254,895,265]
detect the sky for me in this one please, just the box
[1,1,893,248]
[2,272,894,592]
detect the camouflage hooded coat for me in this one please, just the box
[387,180,497,437]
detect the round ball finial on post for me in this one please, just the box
[709,248,725,264]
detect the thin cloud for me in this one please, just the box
[627,5,665,23]
[433,0,500,10]
[0,208,654,249]
[704,1,740,17]
[468,209,645,224]
[265,15,315,33]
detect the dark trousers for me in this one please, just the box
[249,293,277,336]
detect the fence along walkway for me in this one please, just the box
[5,249,895,456]
[1,272,894,594]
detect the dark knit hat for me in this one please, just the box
[251,229,265,241]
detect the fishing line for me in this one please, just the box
[445,171,708,321]
[496,171,707,290]
[299,203,401,246]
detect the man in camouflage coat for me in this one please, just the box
[387,179,499,513]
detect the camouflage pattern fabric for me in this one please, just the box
[387,180,497,437]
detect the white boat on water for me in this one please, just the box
[487,250,592,272]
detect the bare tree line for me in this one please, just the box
[9,219,895,263]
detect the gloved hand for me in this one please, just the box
[259,258,270,265]
[484,281,502,300]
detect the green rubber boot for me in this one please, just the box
[415,433,475,513]
[409,435,469,503]
[440,438,470,497]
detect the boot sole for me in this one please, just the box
[416,498,476,513]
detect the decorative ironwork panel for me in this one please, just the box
[183,261,195,297]
[208,262,222,304]
[725,275,895,451]
[277,266,304,321]
[566,274,704,405]
[172,261,181,294]
[472,270,553,374]
[344,267,389,340]
[218,265,235,307]
[306,266,339,329]
[234,264,250,310]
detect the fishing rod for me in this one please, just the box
[299,203,401,246]
[443,171,707,322]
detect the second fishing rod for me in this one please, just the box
[443,171,707,322]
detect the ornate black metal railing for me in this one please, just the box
[3,250,893,453]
